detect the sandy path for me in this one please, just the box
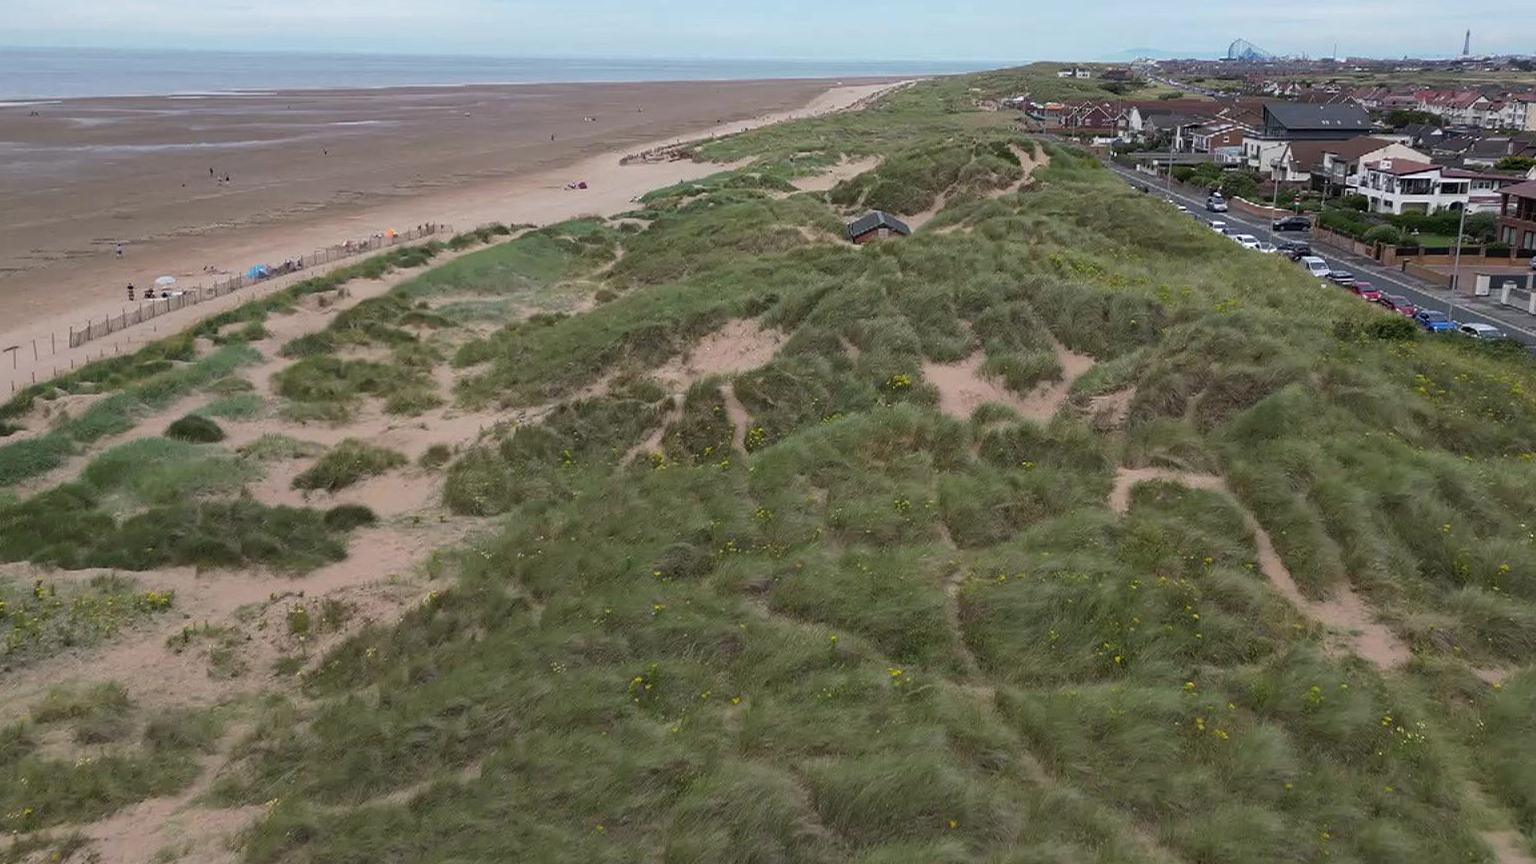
[0,80,907,397]
[791,156,882,192]
[1109,466,1411,670]
[622,319,782,464]
[722,383,752,453]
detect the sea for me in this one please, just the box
[0,47,1000,101]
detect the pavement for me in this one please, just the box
[1104,162,1536,346]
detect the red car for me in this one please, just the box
[1378,294,1417,317]
[1351,281,1382,302]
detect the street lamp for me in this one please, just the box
[1447,194,1470,320]
[1165,129,1175,197]
[1271,160,1281,214]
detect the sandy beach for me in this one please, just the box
[0,77,898,385]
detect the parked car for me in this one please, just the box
[1416,310,1456,333]
[1256,242,1279,254]
[1378,294,1418,317]
[1206,193,1229,213]
[1272,215,1312,232]
[1299,256,1331,279]
[1232,234,1261,250]
[1459,322,1506,340]
[1279,240,1312,259]
[1326,270,1355,285]
[1351,281,1382,302]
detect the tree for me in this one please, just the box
[1364,224,1403,245]
[1385,109,1443,128]
[1340,194,1369,212]
[1464,212,1499,244]
[1495,156,1536,173]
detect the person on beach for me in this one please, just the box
[115,243,123,259]
[126,283,135,302]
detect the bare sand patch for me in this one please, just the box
[653,318,785,393]
[924,340,1096,424]
[924,352,1020,421]
[19,519,478,862]
[3,391,109,444]
[1474,666,1515,686]
[1087,387,1136,429]
[1484,830,1536,864]
[1109,466,1411,670]
[792,156,882,193]
[77,749,263,864]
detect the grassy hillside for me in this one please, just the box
[4,67,1536,863]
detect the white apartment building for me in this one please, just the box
[1357,159,1476,215]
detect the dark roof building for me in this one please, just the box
[1261,102,1373,140]
[847,211,911,244]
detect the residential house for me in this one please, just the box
[1140,112,1204,150]
[1430,134,1481,162]
[1497,179,1536,250]
[1243,102,1373,172]
[1417,91,1491,126]
[1448,169,1526,212]
[1285,136,1428,196]
[1396,123,1446,150]
[1462,137,1518,169]
[1056,67,1093,79]
[1357,159,1472,215]
[1189,121,1245,154]
[1058,101,1129,135]
[1351,86,1391,109]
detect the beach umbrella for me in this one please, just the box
[155,276,177,287]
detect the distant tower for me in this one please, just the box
[1463,29,1471,56]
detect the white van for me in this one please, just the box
[1300,256,1331,279]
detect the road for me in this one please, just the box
[1104,162,1536,346]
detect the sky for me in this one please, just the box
[3,0,1530,62]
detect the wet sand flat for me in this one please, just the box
[0,78,885,330]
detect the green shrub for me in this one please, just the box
[443,446,517,516]
[1364,224,1403,245]
[197,393,264,420]
[238,434,325,462]
[418,444,453,470]
[292,440,407,492]
[0,437,74,486]
[164,414,225,443]
[323,505,378,531]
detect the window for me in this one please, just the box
[1525,231,1536,251]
